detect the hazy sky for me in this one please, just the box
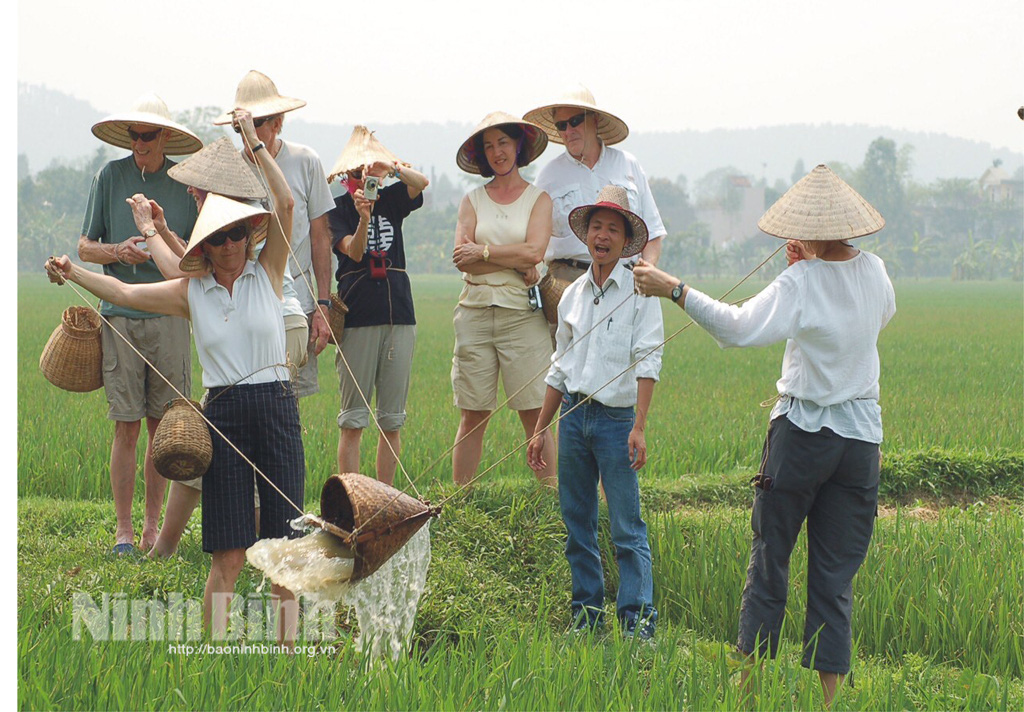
[16,0,1024,151]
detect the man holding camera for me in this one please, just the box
[215,70,335,397]
[524,85,667,287]
[79,94,202,555]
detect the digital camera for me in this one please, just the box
[363,175,380,201]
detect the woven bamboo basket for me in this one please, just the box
[325,293,349,346]
[538,272,571,325]
[39,306,103,392]
[318,473,433,582]
[152,399,212,481]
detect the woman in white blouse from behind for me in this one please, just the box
[633,165,895,708]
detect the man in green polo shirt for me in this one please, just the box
[78,94,202,556]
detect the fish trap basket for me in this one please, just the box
[326,293,349,346]
[39,306,103,392]
[538,272,571,325]
[152,398,212,481]
[319,473,434,582]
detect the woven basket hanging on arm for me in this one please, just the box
[151,399,212,481]
[39,306,103,392]
[325,293,349,346]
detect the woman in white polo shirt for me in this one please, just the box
[46,111,304,648]
[634,165,896,706]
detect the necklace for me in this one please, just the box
[590,280,607,305]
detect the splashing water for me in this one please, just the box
[246,522,431,659]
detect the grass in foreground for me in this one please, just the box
[18,491,1023,710]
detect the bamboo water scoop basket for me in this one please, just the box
[151,398,212,481]
[39,306,103,392]
[299,473,440,582]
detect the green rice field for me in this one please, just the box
[17,272,1024,710]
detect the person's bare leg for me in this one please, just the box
[203,548,246,639]
[452,410,490,486]
[149,482,201,557]
[819,671,845,708]
[376,430,401,486]
[738,652,761,710]
[110,420,142,546]
[272,584,298,649]
[517,409,556,487]
[338,427,363,474]
[140,416,166,551]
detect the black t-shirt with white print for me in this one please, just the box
[328,182,423,327]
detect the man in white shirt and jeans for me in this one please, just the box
[524,85,667,292]
[527,185,663,641]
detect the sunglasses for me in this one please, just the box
[232,116,272,133]
[554,112,587,132]
[127,128,162,142]
[205,225,248,247]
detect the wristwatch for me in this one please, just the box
[317,299,331,308]
[483,245,490,262]
[670,282,685,302]
[143,227,158,239]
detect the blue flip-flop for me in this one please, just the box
[112,542,137,557]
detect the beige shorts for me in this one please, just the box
[284,313,309,379]
[100,316,192,421]
[291,311,319,398]
[451,304,552,411]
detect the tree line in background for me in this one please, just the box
[17,109,1023,280]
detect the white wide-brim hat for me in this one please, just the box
[179,193,270,272]
[758,164,885,241]
[327,126,403,182]
[456,111,548,175]
[167,137,267,200]
[523,84,629,146]
[213,70,306,125]
[91,93,203,155]
[568,185,648,258]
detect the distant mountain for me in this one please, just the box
[18,82,1022,185]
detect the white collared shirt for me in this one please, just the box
[683,251,896,443]
[535,144,667,262]
[188,260,289,389]
[546,262,664,407]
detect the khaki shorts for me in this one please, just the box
[284,313,309,379]
[291,312,319,398]
[101,316,192,421]
[336,324,416,431]
[451,305,552,411]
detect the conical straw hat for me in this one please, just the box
[319,473,432,582]
[327,126,403,182]
[758,165,885,241]
[213,70,306,124]
[456,111,548,175]
[168,137,268,200]
[91,93,203,155]
[523,84,629,146]
[567,184,649,258]
[179,193,270,272]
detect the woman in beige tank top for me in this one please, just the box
[450,112,556,487]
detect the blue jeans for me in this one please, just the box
[557,392,657,627]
